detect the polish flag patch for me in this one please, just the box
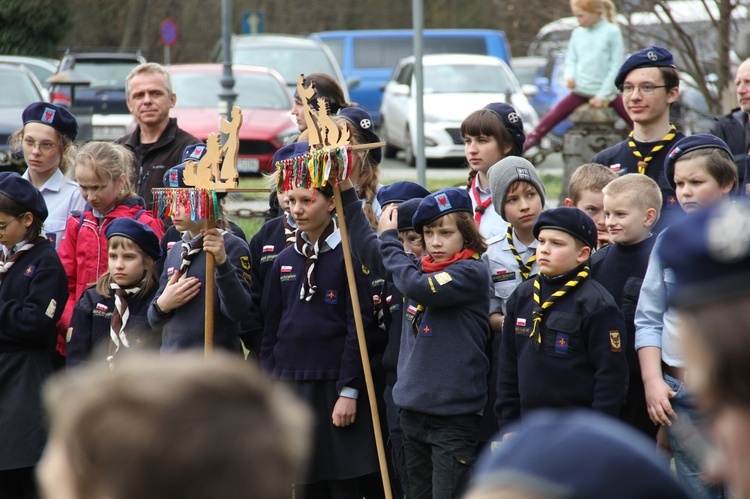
[96,303,108,312]
[281,266,293,273]
[407,305,418,315]
[263,245,275,252]
[516,318,527,327]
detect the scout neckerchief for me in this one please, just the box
[107,282,141,368]
[529,265,590,349]
[470,176,493,226]
[296,218,336,301]
[283,211,297,249]
[414,249,479,334]
[0,237,40,286]
[628,124,677,174]
[506,224,536,280]
[177,233,204,280]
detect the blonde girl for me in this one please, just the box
[58,142,164,359]
[10,102,84,248]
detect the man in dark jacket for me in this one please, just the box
[709,58,750,188]
[116,62,199,209]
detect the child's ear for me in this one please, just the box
[720,181,734,196]
[576,245,591,263]
[327,196,336,214]
[21,212,33,228]
[563,198,575,207]
[644,208,658,228]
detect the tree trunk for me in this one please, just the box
[120,0,146,53]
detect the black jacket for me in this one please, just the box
[709,108,748,184]
[116,118,200,209]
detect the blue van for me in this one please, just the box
[312,29,512,124]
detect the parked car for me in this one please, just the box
[169,63,297,175]
[224,34,351,101]
[50,51,145,140]
[0,63,47,172]
[0,55,58,90]
[379,54,539,165]
[314,29,513,124]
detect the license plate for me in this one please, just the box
[237,158,260,173]
[92,126,128,141]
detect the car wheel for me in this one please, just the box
[380,119,398,159]
[404,129,416,167]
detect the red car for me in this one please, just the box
[169,64,297,175]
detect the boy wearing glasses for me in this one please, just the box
[592,46,684,232]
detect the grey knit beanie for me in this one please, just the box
[488,156,546,221]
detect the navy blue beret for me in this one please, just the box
[339,107,382,164]
[412,187,472,234]
[659,199,750,308]
[22,102,78,142]
[533,207,597,249]
[664,134,733,190]
[483,102,525,156]
[163,164,188,188]
[105,218,162,260]
[397,197,423,232]
[272,140,310,168]
[470,410,688,499]
[0,172,48,221]
[182,143,208,162]
[614,46,676,89]
[377,181,431,206]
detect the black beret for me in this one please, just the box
[377,181,431,206]
[339,107,382,164]
[412,187,472,234]
[483,102,525,156]
[0,172,48,221]
[105,218,162,260]
[22,102,78,141]
[614,46,676,89]
[664,134,733,190]
[533,207,597,249]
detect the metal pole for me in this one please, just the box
[219,0,237,119]
[412,0,426,187]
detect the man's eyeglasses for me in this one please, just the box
[0,213,27,233]
[618,84,669,95]
[23,137,58,153]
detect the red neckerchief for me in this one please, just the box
[421,248,477,274]
[470,176,492,226]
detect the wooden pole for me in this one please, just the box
[333,185,393,499]
[204,217,216,356]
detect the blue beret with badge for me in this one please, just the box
[614,46,676,89]
[22,102,78,142]
[659,199,750,308]
[377,181,431,207]
[105,217,162,260]
[533,206,597,249]
[272,140,310,168]
[0,171,48,221]
[483,102,525,156]
[412,187,472,234]
[664,134,733,190]
[339,107,382,164]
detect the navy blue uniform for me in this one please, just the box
[591,236,657,438]
[592,132,685,231]
[496,264,629,431]
[68,286,158,367]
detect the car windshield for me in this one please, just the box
[424,64,515,94]
[0,71,42,107]
[172,71,291,110]
[513,64,543,86]
[72,61,139,88]
[233,47,337,85]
